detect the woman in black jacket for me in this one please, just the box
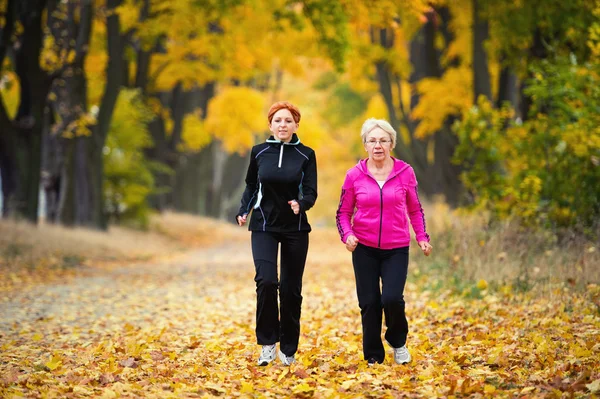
[236,101,318,366]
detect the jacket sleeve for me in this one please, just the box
[336,171,356,244]
[405,167,430,243]
[236,147,259,221]
[298,150,318,212]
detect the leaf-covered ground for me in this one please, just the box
[1,229,599,398]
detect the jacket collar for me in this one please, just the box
[266,133,301,145]
[356,157,410,179]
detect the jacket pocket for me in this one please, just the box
[393,185,409,240]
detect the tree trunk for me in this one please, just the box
[434,124,462,206]
[496,61,518,109]
[473,0,492,103]
[407,9,441,195]
[0,0,17,217]
[146,112,171,210]
[41,107,63,223]
[45,0,95,227]
[12,1,54,223]
[220,152,248,220]
[370,27,415,166]
[0,113,18,217]
[520,28,548,121]
[57,139,76,225]
[87,0,125,230]
[206,141,226,218]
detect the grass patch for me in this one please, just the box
[0,211,247,292]
[414,199,599,296]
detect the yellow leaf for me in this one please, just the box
[484,384,496,394]
[477,279,488,290]
[587,379,600,393]
[32,333,43,342]
[277,368,289,381]
[45,355,62,371]
[205,382,226,394]
[101,389,117,399]
[292,382,314,394]
[341,379,355,389]
[240,381,254,393]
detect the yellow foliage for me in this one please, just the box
[0,71,19,118]
[362,94,389,121]
[412,66,472,138]
[295,117,327,151]
[62,112,97,138]
[114,1,139,34]
[84,15,108,106]
[179,112,212,152]
[40,36,61,73]
[204,87,266,155]
[444,0,472,67]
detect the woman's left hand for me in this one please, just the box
[418,241,433,256]
[288,199,300,215]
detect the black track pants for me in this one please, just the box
[251,231,309,356]
[352,243,409,363]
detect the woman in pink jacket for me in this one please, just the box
[336,118,432,366]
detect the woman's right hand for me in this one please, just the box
[237,214,248,226]
[345,235,359,252]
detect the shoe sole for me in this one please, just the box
[395,355,411,364]
[258,357,275,366]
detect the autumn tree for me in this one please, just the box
[453,0,600,229]
[0,0,55,222]
[112,0,349,219]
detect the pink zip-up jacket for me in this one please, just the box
[336,158,430,249]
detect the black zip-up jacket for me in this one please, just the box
[236,134,317,232]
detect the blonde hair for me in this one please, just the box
[360,118,397,149]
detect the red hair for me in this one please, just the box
[267,101,301,124]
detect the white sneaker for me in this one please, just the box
[393,345,411,364]
[278,349,295,366]
[258,344,276,366]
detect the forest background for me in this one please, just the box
[0,0,598,234]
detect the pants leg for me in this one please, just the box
[352,244,384,363]
[279,231,309,356]
[382,246,409,348]
[251,231,280,345]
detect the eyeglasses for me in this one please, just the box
[365,139,392,146]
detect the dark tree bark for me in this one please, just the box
[145,82,216,212]
[370,27,415,166]
[473,0,492,102]
[407,8,441,196]
[4,0,56,223]
[134,0,151,95]
[0,0,17,217]
[496,59,518,109]
[44,0,94,226]
[41,107,63,223]
[86,0,126,230]
[409,6,464,204]
[519,28,548,121]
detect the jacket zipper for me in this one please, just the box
[374,174,397,248]
[378,186,383,248]
[278,144,284,168]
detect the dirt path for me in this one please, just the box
[0,242,255,334]
[1,231,599,398]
